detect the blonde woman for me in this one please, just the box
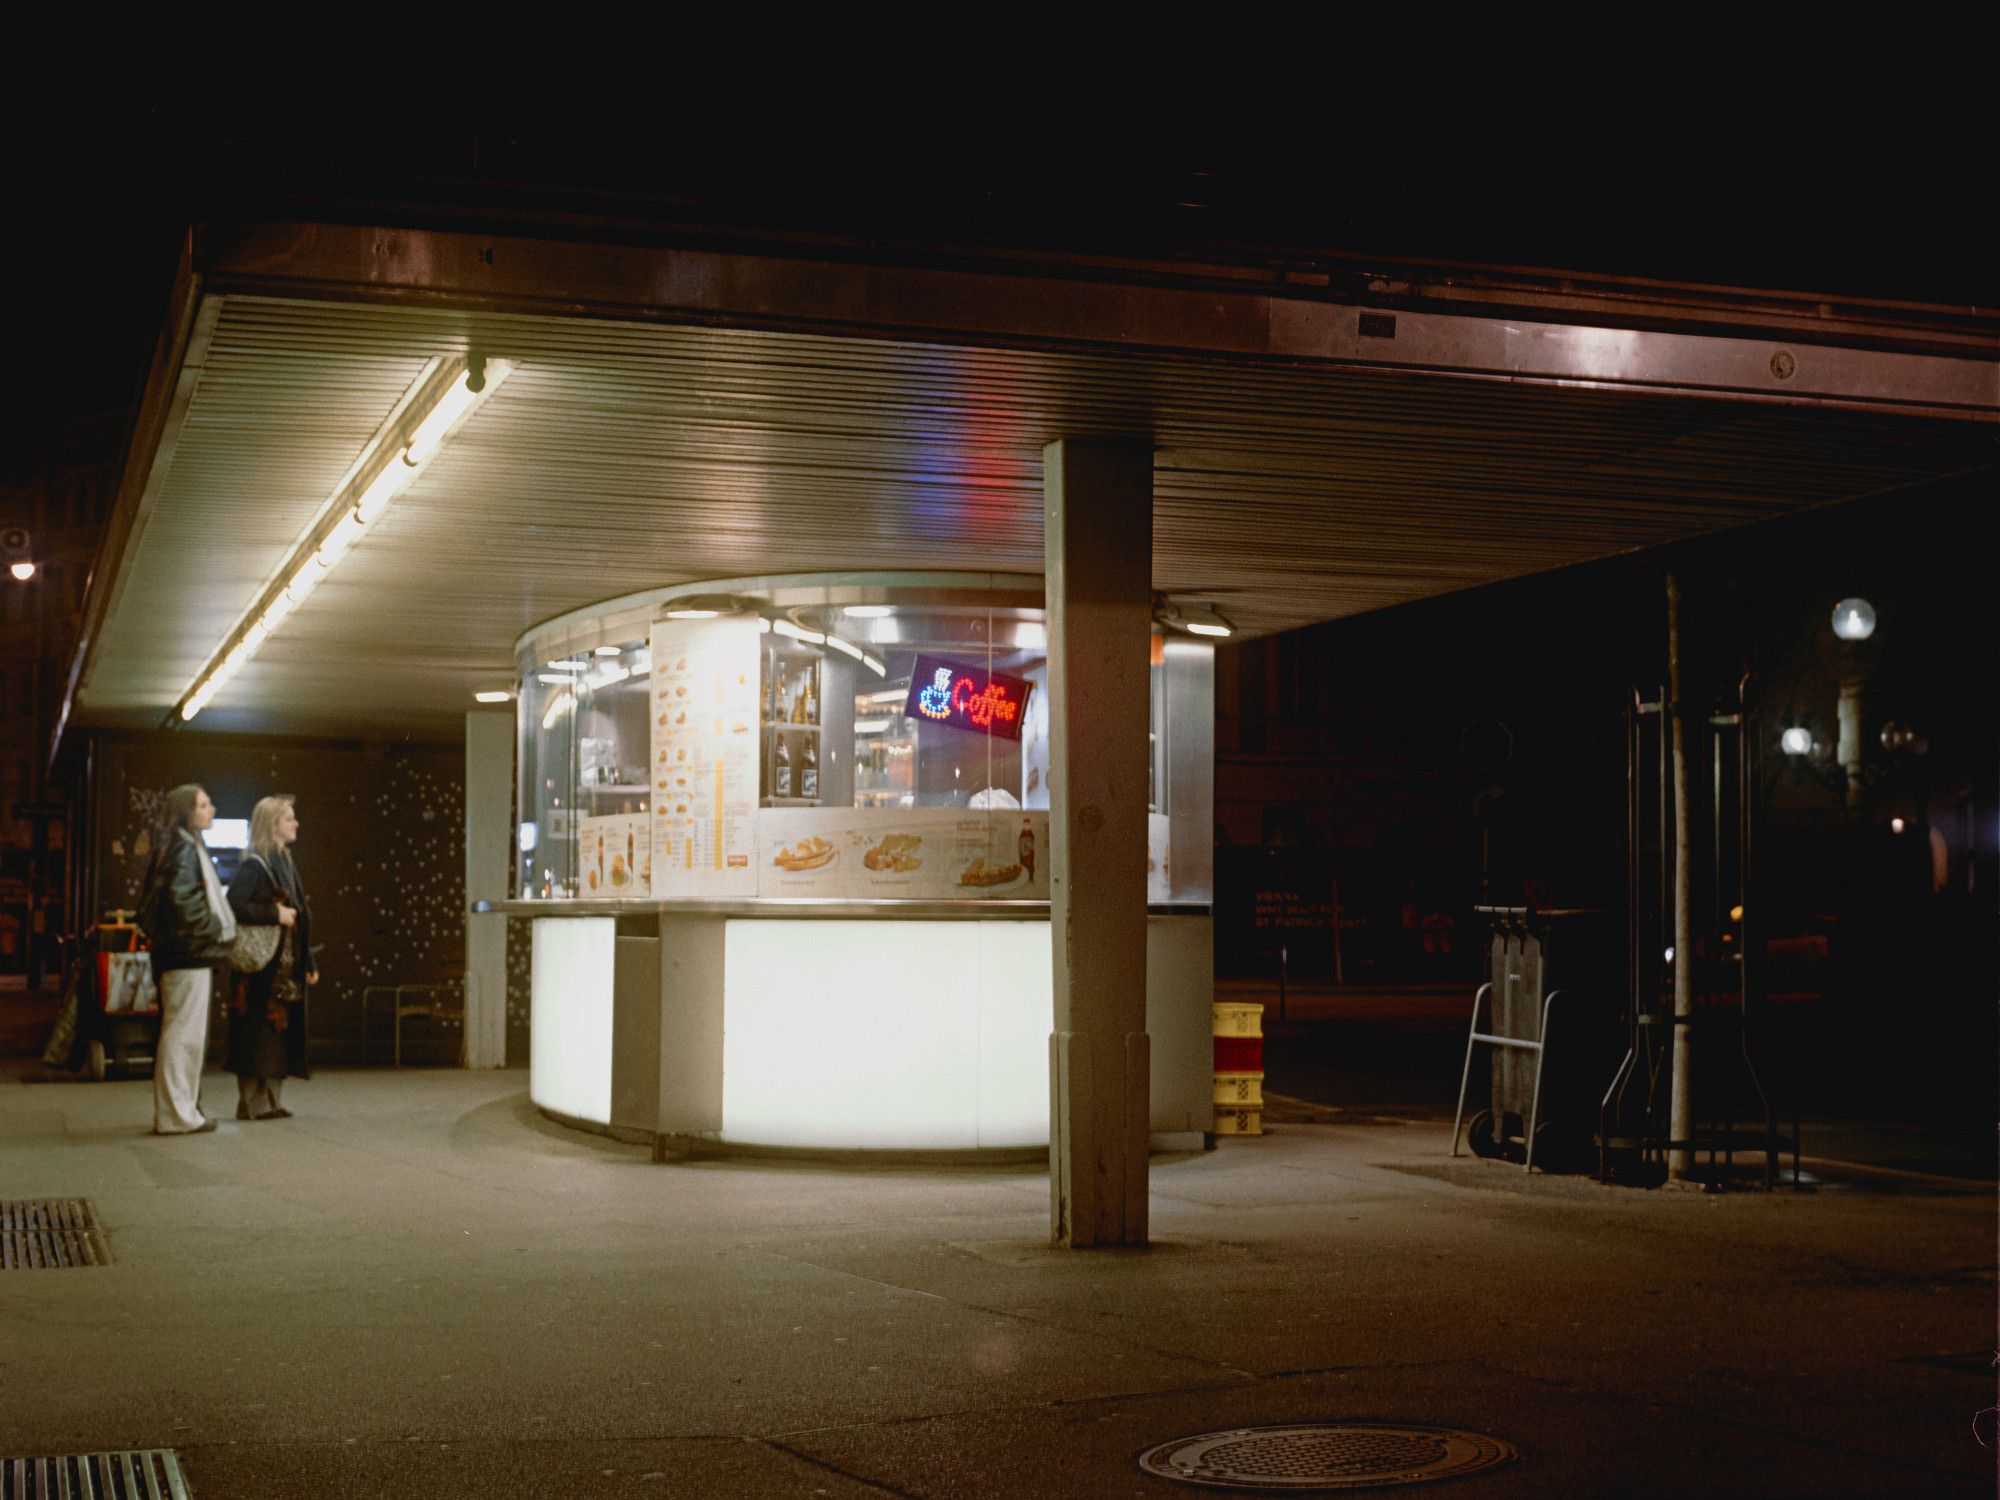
[224,794,317,1120]
[137,784,236,1134]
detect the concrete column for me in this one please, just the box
[1044,439,1153,1248]
[464,708,513,1069]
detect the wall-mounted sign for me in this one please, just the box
[904,656,1031,741]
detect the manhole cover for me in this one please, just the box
[1139,1423,1516,1491]
[2,1450,190,1497]
[0,1199,110,1269]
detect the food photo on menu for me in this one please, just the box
[862,833,923,872]
[772,835,837,873]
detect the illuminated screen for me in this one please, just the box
[202,820,249,849]
[903,655,1031,741]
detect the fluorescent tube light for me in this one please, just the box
[402,371,487,465]
[771,620,825,644]
[171,353,509,727]
[316,512,365,568]
[544,660,588,672]
[352,464,407,526]
[474,691,512,704]
[666,609,722,619]
[861,654,886,676]
[594,645,622,656]
[1185,622,1231,637]
[843,605,893,618]
[824,635,864,661]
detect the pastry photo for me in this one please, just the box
[862,833,923,872]
[959,857,1025,888]
[773,836,837,872]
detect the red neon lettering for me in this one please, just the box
[949,675,1020,730]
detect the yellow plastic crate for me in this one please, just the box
[1212,1001,1264,1038]
[1213,1072,1265,1106]
[1214,1106,1264,1136]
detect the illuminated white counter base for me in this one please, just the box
[523,905,1213,1158]
[528,917,617,1126]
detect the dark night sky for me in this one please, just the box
[4,98,1992,452]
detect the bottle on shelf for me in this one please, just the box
[774,733,793,798]
[800,732,819,799]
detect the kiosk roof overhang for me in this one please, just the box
[61,220,2000,748]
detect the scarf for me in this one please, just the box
[229,849,297,1031]
[184,830,237,943]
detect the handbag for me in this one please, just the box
[104,950,162,1012]
[228,853,285,974]
[229,924,282,973]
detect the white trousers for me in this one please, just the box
[154,967,213,1133]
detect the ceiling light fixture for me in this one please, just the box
[171,355,511,724]
[1158,598,1233,638]
[474,691,513,704]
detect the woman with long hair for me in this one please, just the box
[225,794,316,1119]
[137,783,236,1134]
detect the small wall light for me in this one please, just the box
[1779,727,1813,756]
[7,561,34,582]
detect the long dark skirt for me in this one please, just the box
[226,970,309,1080]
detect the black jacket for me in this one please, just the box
[140,831,235,972]
[225,851,313,987]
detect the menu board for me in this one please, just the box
[649,618,762,897]
[761,809,1051,900]
[578,813,650,898]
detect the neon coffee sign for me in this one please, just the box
[905,656,1031,740]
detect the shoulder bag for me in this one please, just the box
[228,854,285,974]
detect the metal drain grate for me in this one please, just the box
[2,1450,191,1497]
[0,1199,110,1269]
[1139,1423,1517,1491]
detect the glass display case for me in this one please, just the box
[508,572,1220,1154]
[514,573,1213,906]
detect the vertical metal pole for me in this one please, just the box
[1667,572,1696,1182]
[464,709,514,1069]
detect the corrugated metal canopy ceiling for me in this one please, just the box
[81,294,1994,739]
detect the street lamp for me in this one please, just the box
[1830,597,1878,808]
[3,525,33,580]
[1830,597,1876,641]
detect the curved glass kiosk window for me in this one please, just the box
[507,573,1215,1156]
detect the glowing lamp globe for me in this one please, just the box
[1779,727,1812,756]
[1830,598,1876,641]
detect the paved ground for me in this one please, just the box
[2,1040,1993,1499]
